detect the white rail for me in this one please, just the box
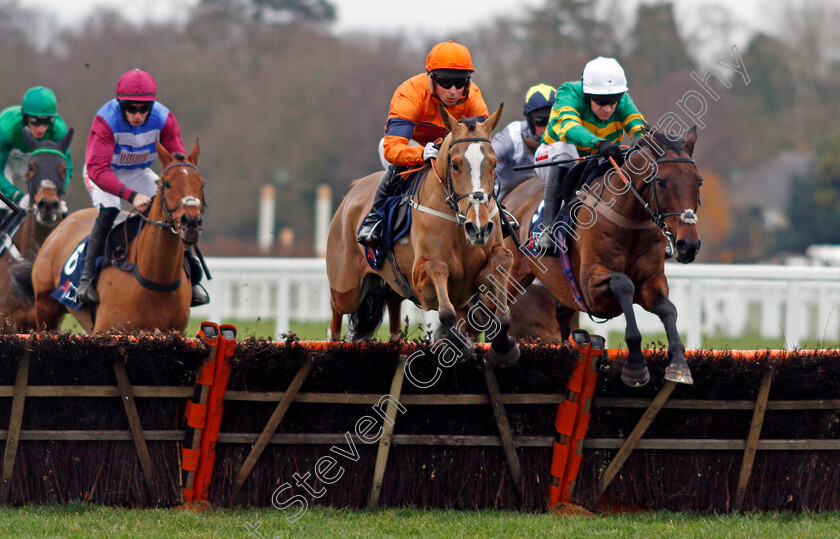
[193,258,840,348]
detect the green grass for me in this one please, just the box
[1,504,840,538]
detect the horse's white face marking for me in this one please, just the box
[464,143,486,226]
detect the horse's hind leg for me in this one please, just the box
[555,303,579,342]
[35,291,66,330]
[609,273,650,387]
[386,292,403,341]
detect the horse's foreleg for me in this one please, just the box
[476,246,519,367]
[609,273,650,387]
[327,310,342,341]
[415,258,473,360]
[649,292,693,385]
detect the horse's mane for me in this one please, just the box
[629,128,686,156]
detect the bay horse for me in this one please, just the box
[327,104,520,366]
[504,127,703,386]
[25,140,204,333]
[0,127,73,329]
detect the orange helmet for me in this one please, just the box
[426,41,474,77]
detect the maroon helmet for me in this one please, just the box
[116,69,157,102]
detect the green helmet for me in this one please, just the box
[21,87,57,117]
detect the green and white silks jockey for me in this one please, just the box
[0,87,73,208]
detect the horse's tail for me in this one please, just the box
[347,281,388,341]
[10,253,36,302]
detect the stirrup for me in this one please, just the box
[501,208,519,230]
[191,283,210,307]
[535,229,556,254]
[357,219,383,248]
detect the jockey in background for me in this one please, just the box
[535,57,647,253]
[0,87,73,220]
[76,69,209,306]
[492,83,555,201]
[356,40,490,249]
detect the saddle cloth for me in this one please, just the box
[363,170,423,270]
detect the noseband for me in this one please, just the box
[140,161,205,233]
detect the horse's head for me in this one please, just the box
[626,126,702,263]
[22,127,73,227]
[154,140,204,246]
[436,103,504,246]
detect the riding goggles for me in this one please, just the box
[589,93,623,107]
[531,115,550,127]
[27,116,54,127]
[121,101,153,115]
[433,75,470,90]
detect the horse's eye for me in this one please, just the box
[451,162,460,173]
[28,163,35,173]
[656,178,667,188]
[162,181,171,189]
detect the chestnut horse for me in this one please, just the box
[327,104,520,365]
[0,127,73,329]
[27,141,204,333]
[505,127,703,386]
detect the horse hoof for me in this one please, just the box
[664,362,694,385]
[489,342,520,368]
[447,328,474,363]
[621,363,650,387]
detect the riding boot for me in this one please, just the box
[76,207,119,304]
[536,165,563,253]
[357,165,402,248]
[184,249,210,307]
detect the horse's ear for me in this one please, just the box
[157,141,172,166]
[21,126,38,151]
[438,103,457,132]
[484,104,504,133]
[187,139,200,166]
[684,125,697,157]
[57,128,74,153]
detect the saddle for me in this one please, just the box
[50,213,203,312]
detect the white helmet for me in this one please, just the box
[581,57,628,95]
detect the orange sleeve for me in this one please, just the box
[383,75,431,167]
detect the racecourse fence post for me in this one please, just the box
[229,350,315,505]
[733,368,774,511]
[368,354,407,507]
[180,322,220,503]
[113,349,156,506]
[559,334,603,504]
[0,349,29,505]
[549,330,591,506]
[193,324,236,502]
[483,361,525,508]
[596,380,677,503]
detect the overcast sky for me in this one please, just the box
[22,0,775,38]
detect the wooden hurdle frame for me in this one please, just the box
[0,332,836,511]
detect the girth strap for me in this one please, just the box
[110,259,182,292]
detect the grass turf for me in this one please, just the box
[2,504,840,538]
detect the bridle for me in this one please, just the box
[139,161,205,233]
[608,142,699,247]
[424,135,499,225]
